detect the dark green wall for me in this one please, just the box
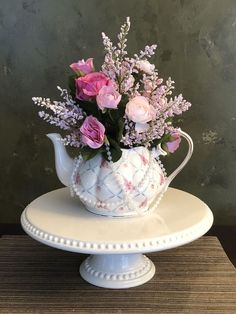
[0,0,236,225]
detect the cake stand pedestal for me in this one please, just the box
[21,187,213,289]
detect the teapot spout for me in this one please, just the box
[47,133,74,187]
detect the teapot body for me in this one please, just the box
[71,147,166,217]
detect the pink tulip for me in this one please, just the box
[96,86,121,110]
[165,132,181,153]
[70,58,94,76]
[76,72,112,101]
[80,116,105,149]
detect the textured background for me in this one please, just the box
[0,0,235,225]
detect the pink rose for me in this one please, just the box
[76,72,112,101]
[96,86,121,110]
[165,132,181,153]
[125,96,156,133]
[80,116,105,149]
[125,95,156,121]
[70,58,94,76]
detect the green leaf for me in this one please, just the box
[80,146,102,161]
[106,136,122,162]
[117,117,125,142]
[78,101,101,119]
[150,138,161,147]
[166,117,173,124]
[117,95,128,116]
[108,109,115,122]
[68,75,76,98]
[132,72,143,82]
[110,148,122,162]
[150,133,171,148]
[160,133,172,143]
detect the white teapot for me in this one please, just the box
[47,129,193,217]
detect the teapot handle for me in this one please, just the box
[164,129,194,189]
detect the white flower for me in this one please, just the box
[136,60,155,75]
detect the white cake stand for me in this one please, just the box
[21,187,213,289]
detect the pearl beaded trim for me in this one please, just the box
[21,205,213,254]
[82,255,152,281]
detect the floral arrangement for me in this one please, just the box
[33,17,191,162]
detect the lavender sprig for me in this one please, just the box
[134,44,157,60]
[117,17,130,59]
[32,87,85,148]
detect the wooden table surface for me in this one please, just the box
[0,235,235,313]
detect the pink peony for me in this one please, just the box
[75,72,112,101]
[70,58,94,76]
[165,132,181,153]
[96,86,121,110]
[80,116,105,149]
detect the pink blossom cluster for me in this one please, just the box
[33,17,191,157]
[99,18,191,152]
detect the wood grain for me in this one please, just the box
[0,236,235,313]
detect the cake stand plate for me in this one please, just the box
[21,187,213,289]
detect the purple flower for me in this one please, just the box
[80,116,105,149]
[70,58,94,76]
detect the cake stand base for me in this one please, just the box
[21,187,213,289]
[80,253,155,289]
